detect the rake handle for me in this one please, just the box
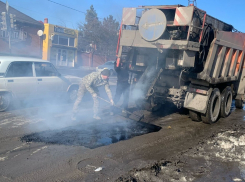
[97,96,143,119]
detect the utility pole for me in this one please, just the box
[5,1,11,52]
[0,1,17,54]
[90,41,96,67]
[87,41,96,67]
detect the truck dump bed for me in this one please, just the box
[198,32,245,84]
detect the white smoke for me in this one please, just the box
[130,66,158,104]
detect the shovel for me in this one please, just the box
[97,96,144,122]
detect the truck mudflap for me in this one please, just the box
[184,88,213,114]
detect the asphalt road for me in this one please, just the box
[1,94,245,182]
[1,68,245,182]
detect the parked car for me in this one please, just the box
[96,61,116,75]
[0,56,82,111]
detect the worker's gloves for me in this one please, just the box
[110,99,114,106]
[92,93,97,98]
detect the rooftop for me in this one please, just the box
[0,1,43,28]
[0,56,48,62]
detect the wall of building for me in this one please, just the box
[42,23,50,60]
[42,23,78,67]
[77,52,116,67]
[0,26,42,58]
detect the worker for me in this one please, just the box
[111,57,130,115]
[72,68,114,120]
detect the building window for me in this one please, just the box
[61,50,67,61]
[52,35,75,47]
[18,29,27,40]
[14,32,19,39]
[0,30,5,38]
[1,31,19,39]
[52,35,58,44]
[0,30,10,38]
[69,38,74,47]
[59,36,68,46]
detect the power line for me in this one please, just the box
[8,4,76,29]
[47,0,86,14]
[47,0,104,20]
[10,4,75,24]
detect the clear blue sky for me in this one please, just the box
[2,0,245,31]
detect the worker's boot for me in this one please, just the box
[93,115,101,120]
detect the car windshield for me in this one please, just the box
[104,62,113,65]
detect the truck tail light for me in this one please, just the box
[189,88,208,95]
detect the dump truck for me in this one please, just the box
[116,4,245,124]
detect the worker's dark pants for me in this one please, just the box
[112,81,130,111]
[73,83,99,116]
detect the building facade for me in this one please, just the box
[42,20,78,67]
[0,2,43,58]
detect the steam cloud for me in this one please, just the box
[130,66,159,104]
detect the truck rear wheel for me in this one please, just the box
[202,88,221,124]
[220,87,232,118]
[235,99,244,109]
[189,110,202,122]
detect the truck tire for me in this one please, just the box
[235,99,244,109]
[220,87,232,118]
[201,88,221,124]
[189,110,202,122]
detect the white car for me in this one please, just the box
[96,61,116,75]
[0,56,82,111]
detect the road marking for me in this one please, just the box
[0,116,45,128]
[30,146,48,156]
[12,118,43,128]
[0,116,26,127]
[12,143,27,151]
[233,177,242,181]
[0,120,12,126]
[12,154,21,159]
[0,156,8,161]
[5,143,27,155]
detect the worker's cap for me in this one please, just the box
[101,68,110,76]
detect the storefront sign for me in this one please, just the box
[54,26,75,36]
